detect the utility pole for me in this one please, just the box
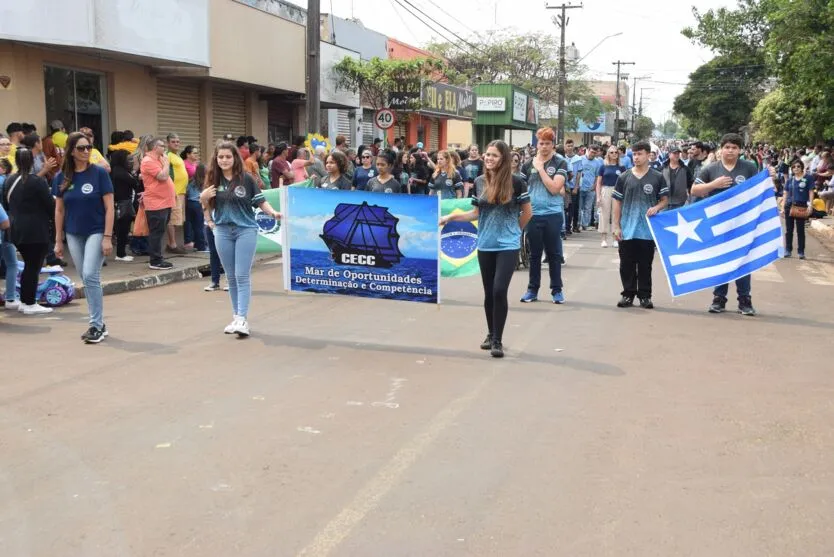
[631,75,651,134]
[547,2,582,144]
[306,0,321,135]
[639,87,654,117]
[611,60,634,142]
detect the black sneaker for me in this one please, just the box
[149,261,174,270]
[738,296,757,316]
[708,296,727,313]
[81,324,108,344]
[490,341,504,358]
[617,295,634,308]
[480,334,493,350]
[639,297,654,309]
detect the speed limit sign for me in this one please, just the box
[375,108,395,130]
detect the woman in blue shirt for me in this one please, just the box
[595,147,626,248]
[200,141,281,337]
[54,132,115,343]
[439,140,531,358]
[783,159,815,259]
[429,150,463,199]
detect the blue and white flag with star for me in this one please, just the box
[648,169,783,297]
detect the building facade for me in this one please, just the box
[0,0,306,156]
[473,84,539,149]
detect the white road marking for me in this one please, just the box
[297,426,321,435]
[371,378,407,409]
[346,401,364,406]
[798,261,834,285]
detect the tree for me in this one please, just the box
[634,116,654,141]
[660,120,679,138]
[672,55,765,140]
[750,88,816,145]
[426,30,610,130]
[332,56,446,112]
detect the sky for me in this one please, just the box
[285,0,736,125]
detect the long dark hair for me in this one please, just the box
[205,141,244,209]
[192,163,207,190]
[180,145,196,160]
[14,147,34,177]
[110,149,130,171]
[482,140,513,205]
[327,150,348,175]
[60,132,90,192]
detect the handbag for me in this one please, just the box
[133,205,149,237]
[115,198,136,220]
[789,203,811,219]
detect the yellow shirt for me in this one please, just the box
[3,144,17,173]
[167,151,188,195]
[90,148,106,165]
[52,131,68,149]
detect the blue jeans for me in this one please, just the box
[183,200,206,250]
[713,274,751,300]
[213,225,258,318]
[1,241,17,301]
[579,190,596,228]
[205,225,225,285]
[526,212,563,293]
[66,233,105,328]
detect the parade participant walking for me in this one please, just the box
[199,141,281,337]
[366,149,402,193]
[519,127,568,304]
[439,140,531,358]
[691,133,762,316]
[319,150,353,191]
[575,145,602,230]
[54,132,115,342]
[429,150,463,199]
[783,159,814,259]
[661,146,693,211]
[4,148,55,314]
[612,141,669,309]
[595,146,626,248]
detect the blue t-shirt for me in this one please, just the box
[521,155,568,216]
[186,179,201,203]
[619,156,634,170]
[429,170,463,199]
[214,173,265,228]
[472,175,530,251]
[566,154,583,189]
[613,168,669,241]
[785,173,814,205]
[597,164,626,188]
[53,165,114,236]
[0,202,7,242]
[352,166,376,191]
[578,156,603,191]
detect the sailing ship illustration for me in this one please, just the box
[320,202,405,268]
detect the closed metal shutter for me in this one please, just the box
[157,79,202,155]
[362,108,375,145]
[212,87,246,143]
[393,122,406,143]
[336,109,351,145]
[428,118,440,151]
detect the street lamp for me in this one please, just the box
[577,32,623,64]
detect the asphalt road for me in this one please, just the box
[2,233,833,557]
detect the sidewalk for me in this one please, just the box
[809,216,834,253]
[61,251,280,299]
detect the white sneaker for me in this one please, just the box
[22,303,53,315]
[601,239,608,248]
[613,240,619,248]
[235,318,250,337]
[4,300,20,310]
[115,255,134,262]
[224,316,241,334]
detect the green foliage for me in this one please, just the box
[672,55,765,139]
[681,0,834,142]
[660,120,679,138]
[332,57,445,111]
[634,116,654,140]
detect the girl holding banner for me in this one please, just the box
[439,140,531,358]
[200,141,281,337]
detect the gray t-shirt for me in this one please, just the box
[320,175,352,191]
[695,159,759,197]
[366,176,402,194]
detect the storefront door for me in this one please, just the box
[44,65,108,151]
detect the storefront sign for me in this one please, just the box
[574,113,607,133]
[281,188,441,304]
[477,97,506,112]
[422,82,476,119]
[512,91,527,122]
[388,91,420,110]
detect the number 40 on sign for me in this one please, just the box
[375,109,395,130]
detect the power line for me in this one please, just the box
[390,0,476,56]
[397,0,485,55]
[423,0,477,36]
[387,0,421,45]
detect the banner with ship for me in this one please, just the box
[281,188,441,304]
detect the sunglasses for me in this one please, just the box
[362,155,372,159]
[75,145,93,152]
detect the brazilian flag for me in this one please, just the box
[440,198,480,278]
[255,179,315,254]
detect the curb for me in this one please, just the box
[72,254,281,299]
[810,219,834,240]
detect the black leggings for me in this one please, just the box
[478,250,518,343]
[785,215,805,253]
[17,243,48,305]
[114,214,133,258]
